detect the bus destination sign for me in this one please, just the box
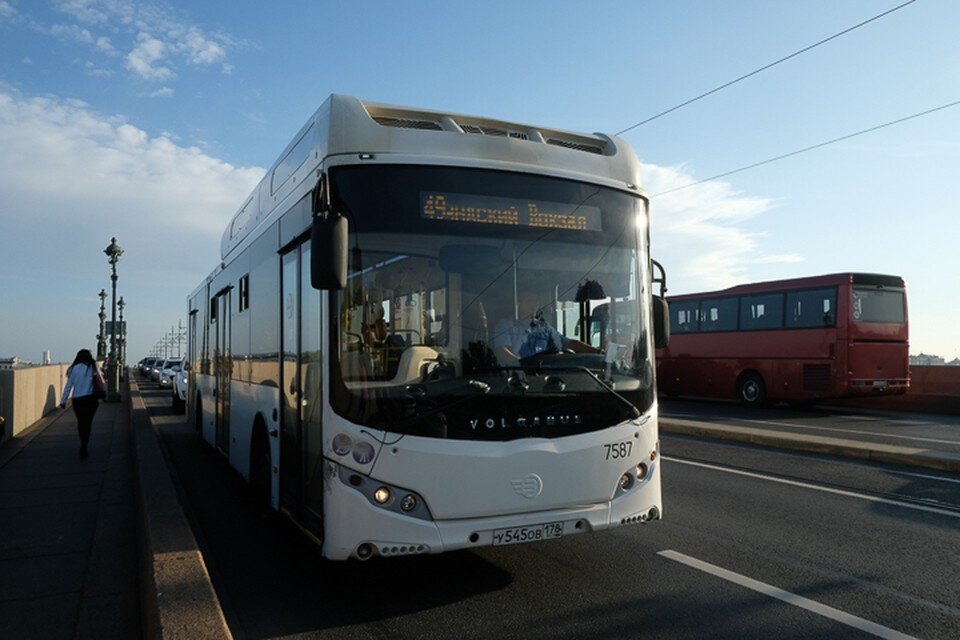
[421,192,601,231]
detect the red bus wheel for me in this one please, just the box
[738,373,766,406]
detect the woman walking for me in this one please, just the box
[60,349,102,459]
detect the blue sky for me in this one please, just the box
[1,0,958,363]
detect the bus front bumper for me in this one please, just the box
[322,460,662,561]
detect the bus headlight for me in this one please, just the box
[619,472,635,492]
[337,466,432,521]
[400,495,418,512]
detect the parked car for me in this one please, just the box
[158,358,184,389]
[172,365,188,414]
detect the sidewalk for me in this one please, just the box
[0,392,139,639]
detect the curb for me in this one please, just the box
[129,377,233,639]
[661,418,960,473]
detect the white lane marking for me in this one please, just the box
[663,413,960,446]
[886,469,960,485]
[658,550,918,640]
[663,456,960,520]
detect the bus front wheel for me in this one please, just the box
[738,373,766,407]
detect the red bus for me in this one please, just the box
[656,273,909,405]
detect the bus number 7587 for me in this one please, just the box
[604,441,633,460]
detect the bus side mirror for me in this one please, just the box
[653,295,670,349]
[311,213,348,290]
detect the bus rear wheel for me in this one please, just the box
[738,373,766,407]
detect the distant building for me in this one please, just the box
[42,350,51,365]
[0,357,32,370]
[910,353,945,366]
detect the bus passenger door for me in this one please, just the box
[300,242,323,524]
[279,242,324,535]
[215,290,232,455]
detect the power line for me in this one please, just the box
[650,98,960,198]
[615,0,919,136]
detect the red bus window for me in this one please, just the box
[786,288,835,328]
[739,293,784,330]
[698,298,737,332]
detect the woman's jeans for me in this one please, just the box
[72,394,99,451]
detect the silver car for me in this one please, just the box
[172,365,188,414]
[158,358,184,388]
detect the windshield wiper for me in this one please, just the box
[390,380,490,431]
[494,364,641,419]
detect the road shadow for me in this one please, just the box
[141,387,513,639]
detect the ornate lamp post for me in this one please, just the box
[96,289,107,361]
[104,237,123,401]
[117,296,126,373]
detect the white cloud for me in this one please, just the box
[49,22,95,44]
[95,35,117,55]
[148,86,175,98]
[43,1,236,83]
[1,1,239,89]
[80,59,113,77]
[177,26,226,65]
[0,89,264,360]
[643,163,803,293]
[0,89,262,233]
[126,31,174,80]
[0,1,16,20]
[54,0,111,24]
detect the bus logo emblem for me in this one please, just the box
[511,474,543,499]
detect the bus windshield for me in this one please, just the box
[328,165,653,441]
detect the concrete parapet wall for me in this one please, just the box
[832,365,960,415]
[910,365,960,395]
[0,364,70,445]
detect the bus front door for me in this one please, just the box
[280,243,324,535]
[281,249,302,510]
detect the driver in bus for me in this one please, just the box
[494,290,596,364]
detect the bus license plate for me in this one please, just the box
[492,522,564,546]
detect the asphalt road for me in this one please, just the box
[142,386,960,639]
[660,398,960,455]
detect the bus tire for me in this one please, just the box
[737,372,766,407]
[250,419,272,513]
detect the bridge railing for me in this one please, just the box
[0,364,70,446]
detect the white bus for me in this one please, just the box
[186,95,669,560]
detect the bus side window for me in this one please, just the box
[740,293,784,330]
[699,298,737,332]
[672,301,699,334]
[786,288,836,328]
